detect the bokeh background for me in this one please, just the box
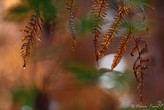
[0,0,163,110]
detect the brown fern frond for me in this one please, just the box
[131,38,148,56]
[21,14,43,69]
[65,0,79,52]
[90,0,109,61]
[131,37,152,103]
[98,2,133,60]
[111,33,132,71]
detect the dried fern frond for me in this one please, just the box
[98,2,133,60]
[65,0,79,52]
[21,14,43,69]
[90,0,109,61]
[111,33,132,71]
[131,37,152,103]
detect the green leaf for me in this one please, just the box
[12,87,38,107]
[64,61,104,85]
[78,18,95,35]
[5,4,32,21]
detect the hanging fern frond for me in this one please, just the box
[21,14,43,69]
[90,0,109,61]
[131,37,152,103]
[111,33,132,71]
[98,2,133,60]
[65,0,79,52]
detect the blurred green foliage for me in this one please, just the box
[64,61,103,85]
[78,18,95,35]
[5,0,57,22]
[124,0,153,9]
[123,106,164,110]
[12,87,38,107]
[63,60,134,92]
[121,19,149,35]
[112,70,134,92]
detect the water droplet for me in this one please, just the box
[23,67,26,70]
[23,64,26,70]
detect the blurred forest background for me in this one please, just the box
[0,0,163,110]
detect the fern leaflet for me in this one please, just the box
[131,37,152,103]
[65,0,79,52]
[90,0,109,62]
[21,14,43,69]
[98,2,133,60]
[111,33,132,71]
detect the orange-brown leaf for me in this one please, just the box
[90,0,109,61]
[131,37,151,103]
[21,14,43,69]
[111,34,132,71]
[98,2,133,60]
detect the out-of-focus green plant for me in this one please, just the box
[122,105,164,110]
[12,87,38,108]
[122,20,150,35]
[64,61,103,85]
[78,18,95,35]
[5,0,57,22]
[63,61,133,92]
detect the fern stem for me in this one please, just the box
[107,0,144,103]
[106,0,118,12]
[102,15,122,50]
[66,0,78,52]
[93,0,105,62]
[107,0,140,56]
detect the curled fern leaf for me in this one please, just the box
[98,2,133,60]
[21,14,43,69]
[131,37,152,103]
[90,0,109,61]
[65,0,79,52]
[111,33,132,71]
